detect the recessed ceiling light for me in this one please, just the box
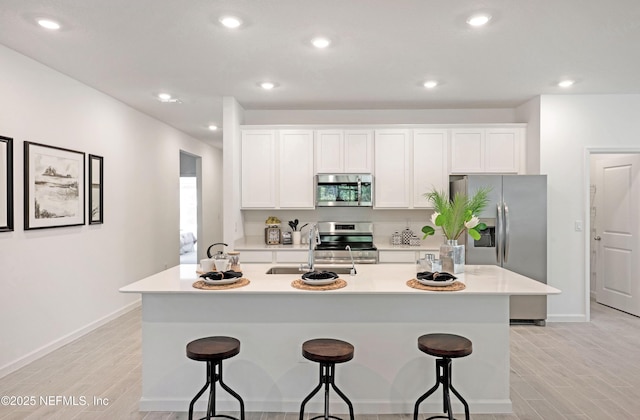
[558,79,575,88]
[467,14,491,27]
[260,82,276,90]
[157,93,180,103]
[208,125,218,131]
[219,16,242,29]
[37,19,61,30]
[423,80,438,89]
[311,37,331,49]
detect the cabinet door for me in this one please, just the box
[344,130,373,173]
[413,129,448,208]
[241,130,277,208]
[374,129,411,208]
[450,129,484,173]
[315,130,344,173]
[485,128,520,173]
[279,130,315,208]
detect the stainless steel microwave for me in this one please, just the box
[315,174,373,207]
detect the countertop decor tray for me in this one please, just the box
[291,278,347,291]
[406,279,466,292]
[193,278,250,290]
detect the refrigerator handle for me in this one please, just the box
[496,203,503,263]
[504,202,510,263]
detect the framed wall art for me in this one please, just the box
[0,136,13,232]
[88,154,103,224]
[24,142,85,230]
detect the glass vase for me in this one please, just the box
[439,239,465,274]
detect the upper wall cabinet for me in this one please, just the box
[241,129,314,209]
[374,129,449,209]
[316,129,373,173]
[241,130,277,208]
[450,127,524,174]
[413,129,448,207]
[374,129,411,208]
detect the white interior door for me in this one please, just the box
[595,154,640,316]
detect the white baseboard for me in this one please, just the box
[140,397,512,415]
[546,314,588,322]
[0,299,141,379]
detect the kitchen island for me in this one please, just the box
[120,264,560,415]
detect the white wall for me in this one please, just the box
[0,45,223,376]
[515,96,541,174]
[540,94,640,321]
[244,108,518,125]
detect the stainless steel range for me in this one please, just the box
[313,222,378,264]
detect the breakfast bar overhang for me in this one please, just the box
[120,264,560,415]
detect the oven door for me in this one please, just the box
[315,174,372,207]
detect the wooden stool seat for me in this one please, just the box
[187,336,240,362]
[302,338,354,364]
[418,333,473,359]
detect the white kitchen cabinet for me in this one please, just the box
[316,129,373,173]
[413,129,448,207]
[279,130,315,208]
[241,129,314,209]
[374,129,411,208]
[450,127,524,174]
[241,130,277,208]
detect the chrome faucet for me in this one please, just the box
[345,245,357,276]
[300,223,320,272]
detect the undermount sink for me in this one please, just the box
[265,266,354,275]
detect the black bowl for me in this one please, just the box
[417,271,457,282]
[302,271,338,281]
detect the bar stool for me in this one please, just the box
[413,333,472,420]
[186,336,245,420]
[299,338,355,420]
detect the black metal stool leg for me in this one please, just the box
[189,360,245,420]
[327,364,354,420]
[301,362,353,420]
[414,357,469,420]
[300,363,325,420]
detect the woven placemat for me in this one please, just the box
[192,278,250,290]
[291,278,347,291]
[406,279,466,292]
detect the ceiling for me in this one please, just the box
[1,0,640,147]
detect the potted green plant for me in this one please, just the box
[421,188,490,273]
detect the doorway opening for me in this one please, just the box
[588,150,640,319]
[180,151,202,264]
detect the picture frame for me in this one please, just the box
[0,136,13,232]
[24,141,85,230]
[88,154,103,224]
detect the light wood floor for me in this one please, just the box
[1,301,639,420]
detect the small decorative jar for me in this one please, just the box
[409,235,421,246]
[391,231,402,245]
[402,228,414,245]
[228,251,241,272]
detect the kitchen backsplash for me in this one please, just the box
[241,208,444,247]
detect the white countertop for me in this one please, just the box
[120,263,561,296]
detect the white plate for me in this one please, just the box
[202,277,241,285]
[417,278,456,287]
[301,277,338,286]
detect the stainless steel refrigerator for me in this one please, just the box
[451,175,547,325]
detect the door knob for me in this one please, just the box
[594,236,601,241]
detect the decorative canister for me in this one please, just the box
[409,235,421,246]
[228,251,241,272]
[402,227,414,245]
[391,231,402,245]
